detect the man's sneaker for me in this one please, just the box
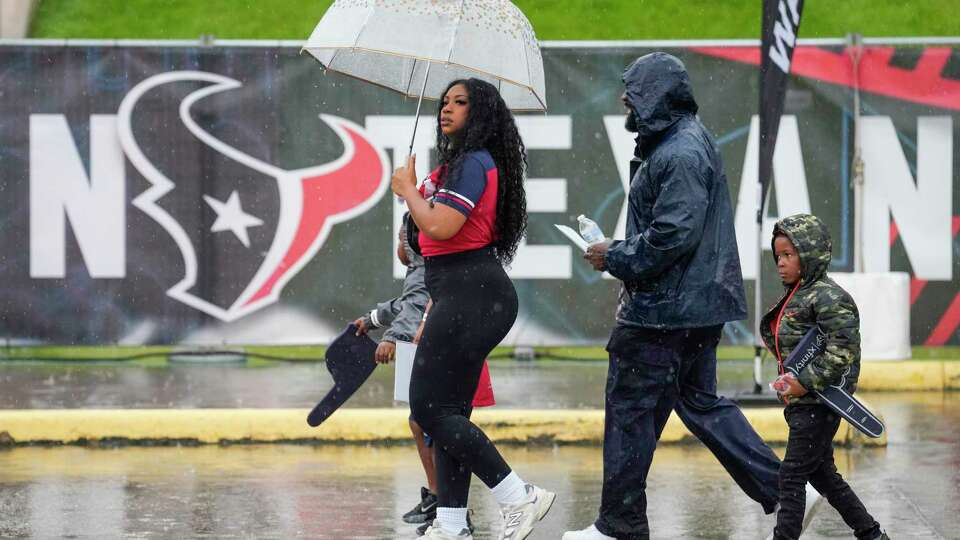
[561,523,615,539]
[421,520,473,539]
[403,487,438,524]
[871,528,890,539]
[497,484,556,540]
[801,484,822,530]
[765,485,824,540]
[418,509,474,537]
[561,523,615,540]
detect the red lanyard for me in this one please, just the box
[773,282,801,375]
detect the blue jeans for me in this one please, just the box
[595,324,781,540]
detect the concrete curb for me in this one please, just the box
[0,406,886,447]
[859,360,960,390]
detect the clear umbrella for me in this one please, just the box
[302,0,546,154]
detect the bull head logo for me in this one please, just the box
[117,71,389,321]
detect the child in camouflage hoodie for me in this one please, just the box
[760,214,888,540]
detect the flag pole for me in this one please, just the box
[848,33,865,273]
[753,189,766,394]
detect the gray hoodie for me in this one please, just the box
[360,229,428,343]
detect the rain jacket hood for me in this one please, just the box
[761,214,861,404]
[771,213,831,288]
[623,52,699,156]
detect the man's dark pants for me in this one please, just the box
[595,324,782,539]
[774,404,879,540]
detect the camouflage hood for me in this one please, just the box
[761,214,860,404]
[771,213,832,288]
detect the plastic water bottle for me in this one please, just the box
[577,215,605,244]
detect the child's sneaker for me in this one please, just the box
[403,487,438,524]
[497,484,556,540]
[421,520,473,540]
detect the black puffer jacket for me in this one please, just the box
[605,52,748,329]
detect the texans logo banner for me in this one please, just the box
[0,42,957,347]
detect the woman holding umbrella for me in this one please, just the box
[390,78,555,540]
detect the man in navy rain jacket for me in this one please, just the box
[566,52,782,540]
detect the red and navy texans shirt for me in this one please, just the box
[418,150,498,257]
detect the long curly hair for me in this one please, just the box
[435,78,528,265]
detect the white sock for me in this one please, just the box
[437,507,469,534]
[491,471,528,506]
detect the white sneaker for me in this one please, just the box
[802,484,822,530]
[422,519,473,540]
[561,523,615,540]
[497,484,556,540]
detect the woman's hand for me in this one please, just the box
[413,320,425,344]
[413,300,432,344]
[375,341,396,364]
[391,154,418,198]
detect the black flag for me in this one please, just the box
[750,0,806,396]
[759,0,805,202]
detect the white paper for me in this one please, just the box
[393,341,417,402]
[554,224,590,252]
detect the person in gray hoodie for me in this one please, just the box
[353,220,435,526]
[355,221,428,363]
[568,52,782,540]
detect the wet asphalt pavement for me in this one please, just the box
[0,359,780,410]
[0,361,957,538]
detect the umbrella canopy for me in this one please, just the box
[302,0,546,112]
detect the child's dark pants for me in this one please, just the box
[774,403,881,540]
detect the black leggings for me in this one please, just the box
[410,247,519,508]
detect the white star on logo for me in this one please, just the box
[203,191,264,248]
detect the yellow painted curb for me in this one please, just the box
[857,361,946,390]
[0,407,885,447]
[944,362,960,391]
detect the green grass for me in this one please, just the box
[0,345,325,367]
[29,0,960,40]
[0,346,172,364]
[909,346,960,360]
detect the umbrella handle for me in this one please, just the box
[408,61,432,158]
